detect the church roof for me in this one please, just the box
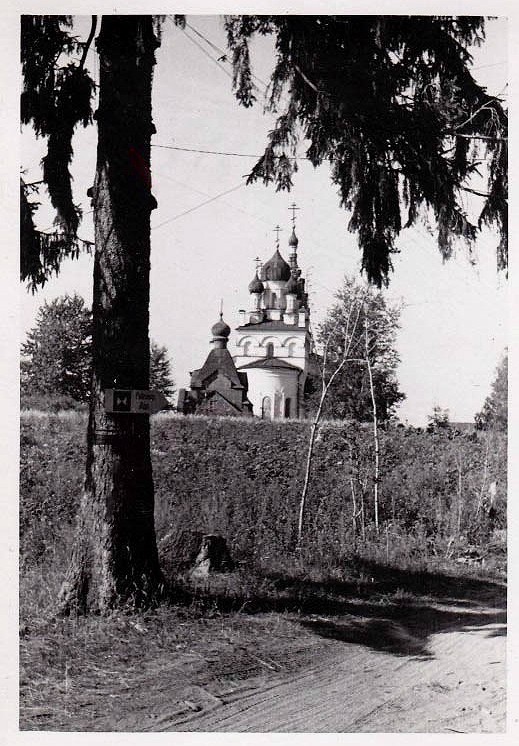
[288,228,299,248]
[191,348,244,389]
[238,357,302,372]
[262,249,291,281]
[237,319,307,332]
[211,316,231,338]
[248,272,264,294]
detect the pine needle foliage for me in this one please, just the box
[21,295,175,406]
[225,15,508,286]
[312,276,405,421]
[149,341,176,404]
[20,179,91,292]
[21,15,96,288]
[21,294,92,403]
[475,351,507,432]
[20,15,187,292]
[21,15,95,233]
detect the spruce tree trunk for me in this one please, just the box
[59,16,164,613]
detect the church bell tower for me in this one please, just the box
[231,206,312,419]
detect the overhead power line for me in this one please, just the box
[151,181,246,231]
[153,142,304,161]
[153,143,265,158]
[171,18,234,82]
[185,20,228,57]
[184,20,270,94]
[152,166,275,228]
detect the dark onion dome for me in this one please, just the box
[288,228,299,248]
[211,316,231,338]
[248,272,264,294]
[262,248,291,281]
[285,274,299,294]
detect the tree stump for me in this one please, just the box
[189,535,234,578]
[158,528,204,578]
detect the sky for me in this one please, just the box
[19,14,508,426]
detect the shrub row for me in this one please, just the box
[21,412,506,577]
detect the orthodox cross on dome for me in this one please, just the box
[288,203,300,272]
[289,202,299,228]
[273,225,282,248]
[219,298,224,319]
[254,256,261,272]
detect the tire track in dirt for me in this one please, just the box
[158,614,505,733]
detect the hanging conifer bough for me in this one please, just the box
[21,15,96,290]
[225,15,507,286]
[21,15,172,613]
[21,14,507,614]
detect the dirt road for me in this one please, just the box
[20,571,506,733]
[145,601,505,733]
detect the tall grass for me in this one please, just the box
[19,411,507,733]
[21,411,506,599]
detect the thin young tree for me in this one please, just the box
[309,276,404,422]
[297,296,365,549]
[300,284,397,544]
[363,310,380,533]
[22,15,507,611]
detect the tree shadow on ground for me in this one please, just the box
[300,616,433,657]
[265,558,506,608]
[298,603,506,657]
[167,560,506,659]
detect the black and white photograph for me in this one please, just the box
[8,3,514,737]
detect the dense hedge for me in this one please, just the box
[20,413,507,573]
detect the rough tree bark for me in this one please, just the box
[59,16,164,613]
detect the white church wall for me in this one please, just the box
[233,330,307,371]
[262,280,287,311]
[229,232,312,418]
[244,368,301,419]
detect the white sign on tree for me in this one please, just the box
[104,389,169,414]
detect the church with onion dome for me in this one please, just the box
[177,208,313,419]
[176,313,254,417]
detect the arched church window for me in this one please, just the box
[266,342,274,358]
[287,342,296,357]
[284,398,291,418]
[243,341,251,356]
[262,396,272,419]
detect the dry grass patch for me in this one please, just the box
[20,604,326,731]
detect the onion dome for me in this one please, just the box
[262,249,291,281]
[285,274,299,294]
[288,228,299,248]
[211,315,231,339]
[248,272,264,294]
